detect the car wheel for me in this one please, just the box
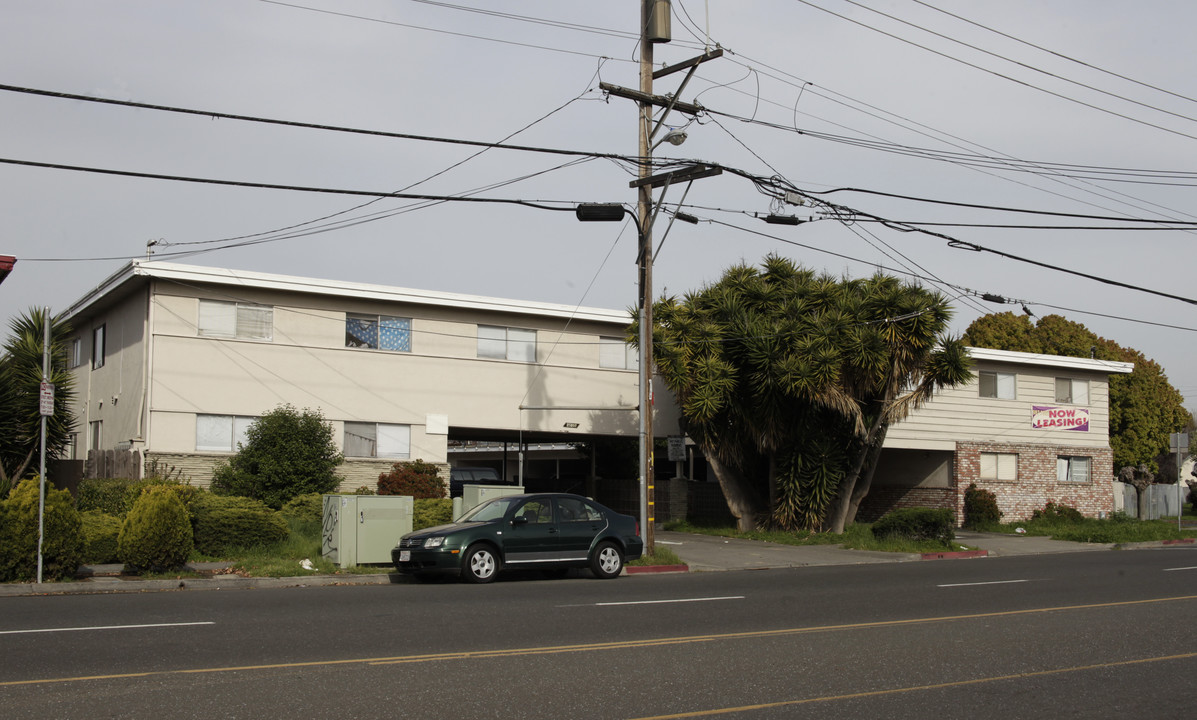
[590,541,623,579]
[461,545,500,584]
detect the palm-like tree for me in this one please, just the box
[0,308,78,494]
[636,255,971,532]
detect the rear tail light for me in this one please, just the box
[636,521,641,537]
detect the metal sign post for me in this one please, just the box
[1171,433,1189,531]
[37,310,51,584]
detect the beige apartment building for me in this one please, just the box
[60,261,1132,523]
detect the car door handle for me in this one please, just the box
[549,528,558,533]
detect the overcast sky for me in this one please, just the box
[2,1,1195,416]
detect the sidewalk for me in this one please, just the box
[0,532,1190,596]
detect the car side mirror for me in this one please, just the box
[512,516,529,525]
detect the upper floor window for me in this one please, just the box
[599,336,639,370]
[1055,378,1089,405]
[1057,456,1091,483]
[346,314,411,352]
[196,414,255,452]
[979,371,1015,400]
[70,337,84,369]
[345,422,410,458]
[92,325,106,370]
[198,300,273,341]
[478,326,536,363]
[980,452,1018,481]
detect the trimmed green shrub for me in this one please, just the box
[188,493,289,555]
[963,483,1003,530]
[279,493,324,524]
[414,498,453,530]
[210,405,343,509]
[80,510,123,564]
[352,485,375,495]
[1031,501,1084,524]
[78,477,198,518]
[871,508,954,545]
[378,460,446,499]
[118,486,194,571]
[0,478,84,582]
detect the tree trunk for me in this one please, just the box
[844,426,890,527]
[828,414,887,534]
[706,453,765,532]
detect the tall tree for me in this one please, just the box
[0,308,78,494]
[637,255,971,532]
[964,312,1191,470]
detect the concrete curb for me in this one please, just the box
[0,572,396,597]
[920,550,989,560]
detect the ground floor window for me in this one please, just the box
[196,414,255,452]
[344,422,410,458]
[89,421,102,451]
[1057,456,1092,483]
[980,452,1018,481]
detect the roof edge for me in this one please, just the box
[967,346,1134,374]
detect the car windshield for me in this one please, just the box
[458,496,520,523]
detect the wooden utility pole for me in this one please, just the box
[637,0,657,555]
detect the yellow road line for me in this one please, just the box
[2,593,1195,688]
[629,651,1197,719]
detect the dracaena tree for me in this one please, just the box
[634,255,971,532]
[0,308,78,495]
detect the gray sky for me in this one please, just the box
[2,1,1195,416]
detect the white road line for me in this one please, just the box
[595,596,744,607]
[937,579,1030,588]
[1163,566,1197,572]
[656,541,682,545]
[0,621,215,636]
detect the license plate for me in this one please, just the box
[399,550,411,562]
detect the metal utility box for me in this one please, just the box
[453,484,525,520]
[322,495,414,567]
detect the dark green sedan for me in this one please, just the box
[392,493,643,583]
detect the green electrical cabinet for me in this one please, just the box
[322,495,414,567]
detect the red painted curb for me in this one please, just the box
[920,550,989,560]
[1162,538,1195,545]
[625,564,690,574]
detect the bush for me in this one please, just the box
[414,498,453,530]
[963,483,1003,530]
[210,405,343,509]
[77,477,198,518]
[188,493,289,555]
[871,508,954,546]
[279,493,325,524]
[118,486,194,571]
[0,478,84,581]
[352,485,375,495]
[1031,501,1084,524]
[378,460,446,499]
[80,510,123,564]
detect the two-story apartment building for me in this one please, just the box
[62,261,665,491]
[60,261,1133,523]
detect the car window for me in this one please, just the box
[515,499,552,524]
[557,497,602,522]
[459,496,518,522]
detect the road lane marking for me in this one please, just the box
[938,579,1030,588]
[595,596,744,607]
[627,650,1197,719]
[0,621,214,636]
[1163,566,1197,572]
[3,594,1195,687]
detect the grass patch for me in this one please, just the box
[190,517,392,578]
[988,511,1197,544]
[662,519,966,553]
[628,546,684,567]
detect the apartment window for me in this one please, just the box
[599,336,639,370]
[196,414,255,452]
[980,452,1018,481]
[89,421,102,451]
[70,337,83,369]
[198,300,273,340]
[1055,378,1089,405]
[346,314,412,352]
[1057,456,1092,483]
[92,325,106,370]
[344,422,410,458]
[477,326,536,363]
[979,371,1015,399]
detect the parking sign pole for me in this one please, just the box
[37,309,51,584]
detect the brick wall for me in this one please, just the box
[146,453,451,495]
[954,441,1114,522]
[857,487,957,524]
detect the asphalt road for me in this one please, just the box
[1,548,1194,719]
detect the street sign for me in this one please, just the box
[39,382,54,416]
[667,436,686,463]
[1170,432,1189,453]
